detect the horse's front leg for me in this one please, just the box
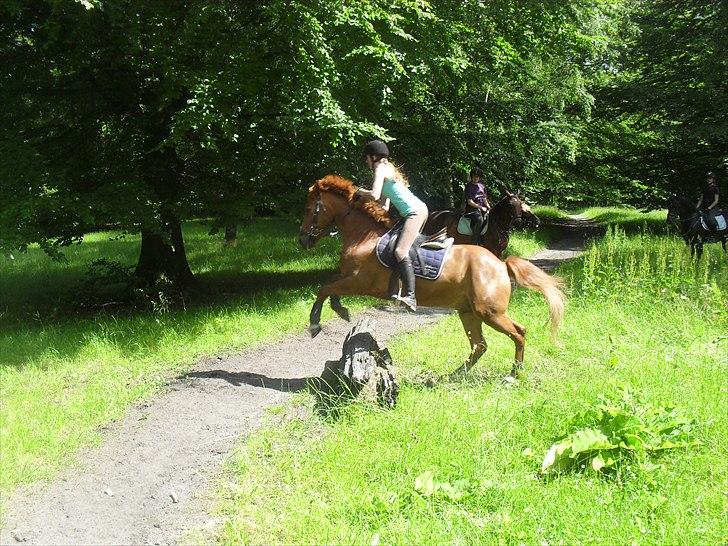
[312,273,351,322]
[329,295,350,322]
[308,275,368,337]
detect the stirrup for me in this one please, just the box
[394,294,417,312]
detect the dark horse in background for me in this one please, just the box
[423,191,540,258]
[666,195,727,258]
[299,175,564,378]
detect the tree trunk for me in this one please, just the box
[134,215,196,288]
[315,318,399,408]
[224,221,237,247]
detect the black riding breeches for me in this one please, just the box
[464,209,485,242]
[702,209,718,231]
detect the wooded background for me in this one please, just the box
[1,0,725,283]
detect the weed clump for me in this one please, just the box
[541,389,700,479]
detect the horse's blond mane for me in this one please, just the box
[312,174,393,227]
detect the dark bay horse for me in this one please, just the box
[667,195,727,258]
[423,192,540,257]
[298,175,565,378]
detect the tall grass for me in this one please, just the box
[217,227,727,544]
[577,206,671,234]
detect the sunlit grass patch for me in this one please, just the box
[532,205,574,222]
[578,206,670,234]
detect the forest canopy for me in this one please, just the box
[1,0,725,281]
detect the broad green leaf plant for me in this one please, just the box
[541,389,700,477]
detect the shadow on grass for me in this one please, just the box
[0,268,338,371]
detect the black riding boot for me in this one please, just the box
[387,269,400,298]
[394,256,417,312]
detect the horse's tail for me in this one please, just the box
[505,256,565,342]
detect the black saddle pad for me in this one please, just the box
[375,224,452,280]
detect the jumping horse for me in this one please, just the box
[423,192,540,257]
[666,195,727,258]
[298,175,565,378]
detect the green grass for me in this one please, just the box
[577,206,670,234]
[0,216,547,505]
[532,205,575,222]
[503,227,548,258]
[216,225,727,544]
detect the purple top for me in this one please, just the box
[464,181,488,207]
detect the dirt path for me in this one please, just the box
[0,218,599,546]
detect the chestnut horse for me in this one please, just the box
[423,192,540,257]
[298,175,565,377]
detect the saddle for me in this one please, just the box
[457,211,489,236]
[699,210,727,233]
[375,223,454,280]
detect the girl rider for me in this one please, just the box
[463,166,491,245]
[355,140,428,312]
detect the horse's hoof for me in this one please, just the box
[447,365,469,381]
[339,308,351,322]
[308,324,322,338]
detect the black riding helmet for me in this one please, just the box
[362,139,389,158]
[706,171,717,182]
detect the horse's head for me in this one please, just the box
[502,190,540,228]
[299,174,389,248]
[666,195,680,224]
[666,194,694,224]
[518,196,540,228]
[299,185,337,249]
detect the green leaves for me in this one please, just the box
[414,470,474,502]
[541,389,700,477]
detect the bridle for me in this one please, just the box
[498,194,523,232]
[302,192,328,240]
[303,190,352,240]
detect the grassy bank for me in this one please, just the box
[0,217,546,501]
[217,225,727,544]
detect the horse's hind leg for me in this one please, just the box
[482,312,526,378]
[451,310,487,376]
